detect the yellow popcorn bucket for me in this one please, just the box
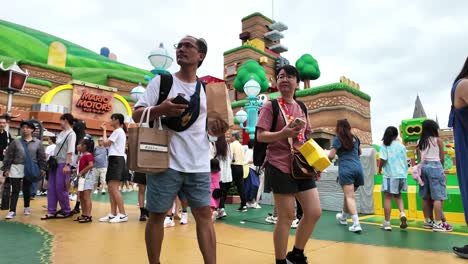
[299,139,332,172]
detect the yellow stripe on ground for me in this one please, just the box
[360,220,468,236]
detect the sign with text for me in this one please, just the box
[71,84,114,121]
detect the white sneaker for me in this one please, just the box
[24,207,31,215]
[336,212,348,225]
[217,208,227,219]
[164,216,175,228]
[380,221,392,231]
[180,212,188,225]
[109,213,128,223]
[211,211,219,222]
[93,190,98,195]
[265,214,278,224]
[5,211,16,219]
[254,203,262,209]
[70,194,77,201]
[291,218,300,229]
[349,223,362,233]
[99,214,116,222]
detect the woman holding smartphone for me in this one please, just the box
[257,65,322,264]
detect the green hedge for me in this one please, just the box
[223,45,277,60]
[231,82,371,108]
[18,59,72,74]
[107,73,149,86]
[26,77,52,87]
[122,95,136,103]
[241,12,273,23]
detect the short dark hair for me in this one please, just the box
[111,113,124,125]
[187,35,208,68]
[79,138,95,154]
[232,132,240,140]
[277,65,300,84]
[49,136,56,144]
[60,113,76,126]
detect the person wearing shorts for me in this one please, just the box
[329,119,365,233]
[378,126,408,231]
[257,65,322,264]
[93,138,107,195]
[99,114,127,224]
[133,36,228,264]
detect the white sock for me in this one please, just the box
[400,212,406,217]
[351,214,359,224]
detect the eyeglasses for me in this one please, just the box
[174,42,199,51]
[277,75,296,81]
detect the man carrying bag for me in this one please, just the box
[133,36,228,264]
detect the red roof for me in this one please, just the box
[199,75,225,84]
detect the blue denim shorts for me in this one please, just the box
[382,177,408,194]
[146,169,211,213]
[418,161,447,201]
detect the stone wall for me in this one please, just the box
[107,78,138,97]
[241,15,274,47]
[22,83,50,98]
[19,64,71,86]
[0,91,41,111]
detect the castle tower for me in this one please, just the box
[223,12,289,101]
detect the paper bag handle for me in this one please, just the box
[139,107,163,130]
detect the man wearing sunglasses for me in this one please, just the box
[133,36,227,264]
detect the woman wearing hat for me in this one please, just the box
[1,120,46,219]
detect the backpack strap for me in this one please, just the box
[270,99,279,132]
[296,100,308,116]
[157,74,173,105]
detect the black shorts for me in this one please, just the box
[133,172,146,185]
[106,156,126,183]
[265,163,316,194]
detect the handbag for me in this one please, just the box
[47,133,70,172]
[128,107,170,173]
[277,101,318,180]
[1,178,11,210]
[19,140,41,183]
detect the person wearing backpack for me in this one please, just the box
[133,36,227,264]
[1,120,46,219]
[257,65,322,264]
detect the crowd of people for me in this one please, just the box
[0,36,467,263]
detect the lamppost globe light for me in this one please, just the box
[148,43,173,70]
[243,76,261,98]
[130,82,146,101]
[235,108,248,124]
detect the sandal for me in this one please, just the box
[40,214,57,220]
[78,216,92,223]
[56,211,73,219]
[74,215,85,222]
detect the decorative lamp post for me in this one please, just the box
[130,82,146,102]
[235,77,263,139]
[148,43,173,76]
[0,61,28,128]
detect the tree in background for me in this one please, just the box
[234,59,269,93]
[295,54,320,88]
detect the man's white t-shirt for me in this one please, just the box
[134,74,210,173]
[108,127,126,157]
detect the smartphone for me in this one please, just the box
[172,95,189,105]
[290,117,306,128]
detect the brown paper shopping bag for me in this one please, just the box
[127,107,169,173]
[206,82,234,128]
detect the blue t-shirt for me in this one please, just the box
[332,136,360,161]
[93,146,108,169]
[380,141,408,179]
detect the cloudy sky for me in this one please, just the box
[3,0,467,142]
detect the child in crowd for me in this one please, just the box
[378,126,408,231]
[417,120,452,232]
[210,158,221,221]
[74,139,95,223]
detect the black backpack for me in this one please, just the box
[253,99,308,167]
